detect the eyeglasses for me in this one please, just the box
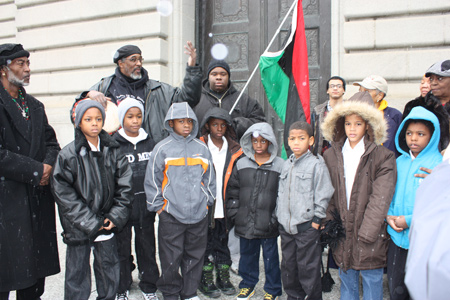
[329,84,343,89]
[124,56,144,64]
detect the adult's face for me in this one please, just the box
[118,54,143,80]
[208,67,229,93]
[429,74,450,103]
[359,86,384,104]
[420,77,431,97]
[327,79,345,100]
[5,56,30,87]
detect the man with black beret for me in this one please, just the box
[0,43,60,299]
[75,41,202,144]
[193,59,265,139]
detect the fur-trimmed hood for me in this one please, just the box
[321,91,388,145]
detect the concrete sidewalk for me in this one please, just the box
[11,217,389,300]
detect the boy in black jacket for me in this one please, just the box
[52,100,133,300]
[198,107,243,297]
[226,122,283,300]
[114,98,158,300]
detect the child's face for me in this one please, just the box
[206,117,227,140]
[169,118,194,137]
[122,107,142,137]
[344,114,368,148]
[406,122,432,157]
[288,129,314,159]
[79,107,103,139]
[251,135,270,155]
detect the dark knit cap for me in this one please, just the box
[113,45,141,64]
[74,100,106,128]
[207,59,231,77]
[0,44,30,66]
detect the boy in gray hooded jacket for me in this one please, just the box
[276,121,334,300]
[145,102,216,300]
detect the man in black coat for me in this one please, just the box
[74,42,202,144]
[0,44,60,300]
[193,59,266,140]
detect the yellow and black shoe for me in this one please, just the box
[237,287,255,300]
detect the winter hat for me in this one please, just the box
[0,43,29,66]
[353,75,388,95]
[113,45,141,64]
[118,97,144,127]
[425,59,450,78]
[74,100,106,128]
[207,59,231,77]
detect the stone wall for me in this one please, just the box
[331,0,450,110]
[0,0,196,147]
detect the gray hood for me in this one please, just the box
[240,122,278,163]
[164,102,199,141]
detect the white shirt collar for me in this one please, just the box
[88,137,101,151]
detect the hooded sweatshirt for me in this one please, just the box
[321,91,397,271]
[226,122,284,239]
[144,102,216,224]
[387,106,442,249]
[199,107,244,225]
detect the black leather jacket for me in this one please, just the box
[52,129,133,245]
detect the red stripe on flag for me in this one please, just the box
[292,0,310,123]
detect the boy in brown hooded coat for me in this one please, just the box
[321,91,396,300]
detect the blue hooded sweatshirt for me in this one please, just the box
[387,106,442,249]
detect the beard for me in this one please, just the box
[6,67,29,87]
[130,72,142,80]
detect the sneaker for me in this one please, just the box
[216,264,236,295]
[199,263,221,298]
[237,287,255,300]
[116,291,129,300]
[184,297,200,300]
[142,292,159,300]
[263,292,278,300]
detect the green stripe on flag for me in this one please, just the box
[259,52,290,124]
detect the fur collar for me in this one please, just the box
[321,100,388,146]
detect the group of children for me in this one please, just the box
[50,87,443,300]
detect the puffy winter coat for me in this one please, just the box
[0,85,60,292]
[321,94,397,271]
[194,79,266,139]
[76,65,202,143]
[52,129,133,245]
[226,122,283,239]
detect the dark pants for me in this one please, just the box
[64,236,119,300]
[238,237,282,296]
[157,212,208,300]
[387,240,410,300]
[204,218,231,265]
[279,226,322,300]
[0,278,45,300]
[116,222,159,293]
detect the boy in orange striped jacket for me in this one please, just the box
[145,102,216,300]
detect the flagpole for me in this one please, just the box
[229,0,298,115]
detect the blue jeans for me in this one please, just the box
[239,237,282,296]
[339,268,383,300]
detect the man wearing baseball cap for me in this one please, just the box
[0,43,60,299]
[354,75,402,156]
[75,41,202,144]
[193,59,265,139]
[425,59,450,106]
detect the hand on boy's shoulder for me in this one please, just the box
[414,167,432,178]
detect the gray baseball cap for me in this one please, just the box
[425,60,450,78]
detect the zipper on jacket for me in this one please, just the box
[287,163,294,234]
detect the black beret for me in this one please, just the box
[0,44,30,66]
[113,45,141,64]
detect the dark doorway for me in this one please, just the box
[196,0,331,147]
